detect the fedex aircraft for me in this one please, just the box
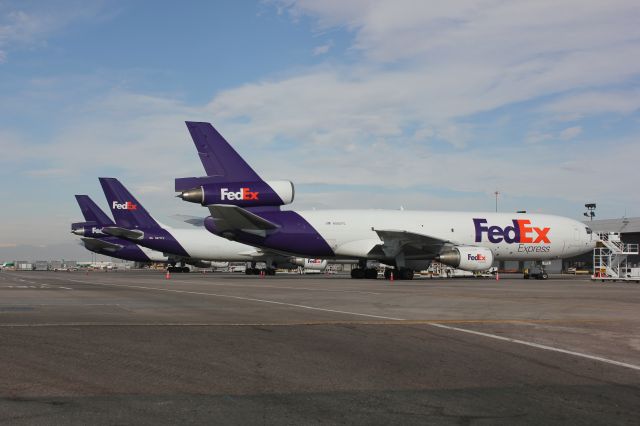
[71,195,171,266]
[176,122,596,280]
[98,178,331,274]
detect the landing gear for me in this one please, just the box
[524,263,548,280]
[167,265,190,273]
[399,268,414,280]
[350,262,379,279]
[245,267,275,275]
[383,267,414,280]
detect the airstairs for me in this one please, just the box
[592,232,640,282]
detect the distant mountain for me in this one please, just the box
[0,242,117,263]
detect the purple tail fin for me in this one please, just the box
[75,195,114,226]
[176,121,262,191]
[99,178,159,229]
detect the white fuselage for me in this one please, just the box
[162,225,267,261]
[294,210,595,261]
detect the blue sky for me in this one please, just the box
[1,0,640,250]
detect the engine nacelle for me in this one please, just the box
[291,258,328,271]
[179,180,294,207]
[437,246,494,272]
[71,221,106,238]
[186,259,212,269]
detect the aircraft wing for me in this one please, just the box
[208,205,279,238]
[372,229,451,259]
[80,237,123,253]
[170,214,205,227]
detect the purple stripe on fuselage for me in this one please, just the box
[210,210,334,257]
[135,228,190,258]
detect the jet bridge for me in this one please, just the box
[592,232,640,282]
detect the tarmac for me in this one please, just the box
[0,270,639,425]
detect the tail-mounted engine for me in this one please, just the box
[178,180,294,207]
[436,246,494,272]
[71,221,106,238]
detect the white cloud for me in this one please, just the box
[313,42,332,55]
[23,2,640,206]
[0,1,108,62]
[5,0,640,248]
[559,126,582,140]
[543,90,640,117]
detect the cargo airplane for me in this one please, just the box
[176,122,596,280]
[97,178,336,273]
[71,195,174,267]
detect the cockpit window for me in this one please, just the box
[585,227,592,235]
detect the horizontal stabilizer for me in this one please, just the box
[208,204,279,238]
[80,237,123,253]
[102,226,145,240]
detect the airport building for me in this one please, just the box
[566,217,640,269]
[496,217,640,274]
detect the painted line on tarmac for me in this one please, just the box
[175,280,382,295]
[43,276,640,372]
[0,319,613,327]
[63,278,404,321]
[427,322,640,372]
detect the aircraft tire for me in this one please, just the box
[351,268,365,279]
[364,268,378,279]
[400,268,414,280]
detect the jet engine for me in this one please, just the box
[178,180,294,207]
[436,246,494,271]
[186,259,212,269]
[71,221,106,238]
[291,258,328,271]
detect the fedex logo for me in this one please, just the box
[468,253,487,261]
[473,218,550,244]
[220,187,259,201]
[112,201,137,210]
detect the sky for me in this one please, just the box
[1,0,639,253]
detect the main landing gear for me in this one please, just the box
[350,260,378,279]
[523,262,549,280]
[167,264,189,273]
[245,262,276,275]
[350,264,415,280]
[245,267,276,275]
[350,268,378,279]
[383,268,414,280]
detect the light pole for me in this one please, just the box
[584,203,596,221]
[494,191,499,213]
